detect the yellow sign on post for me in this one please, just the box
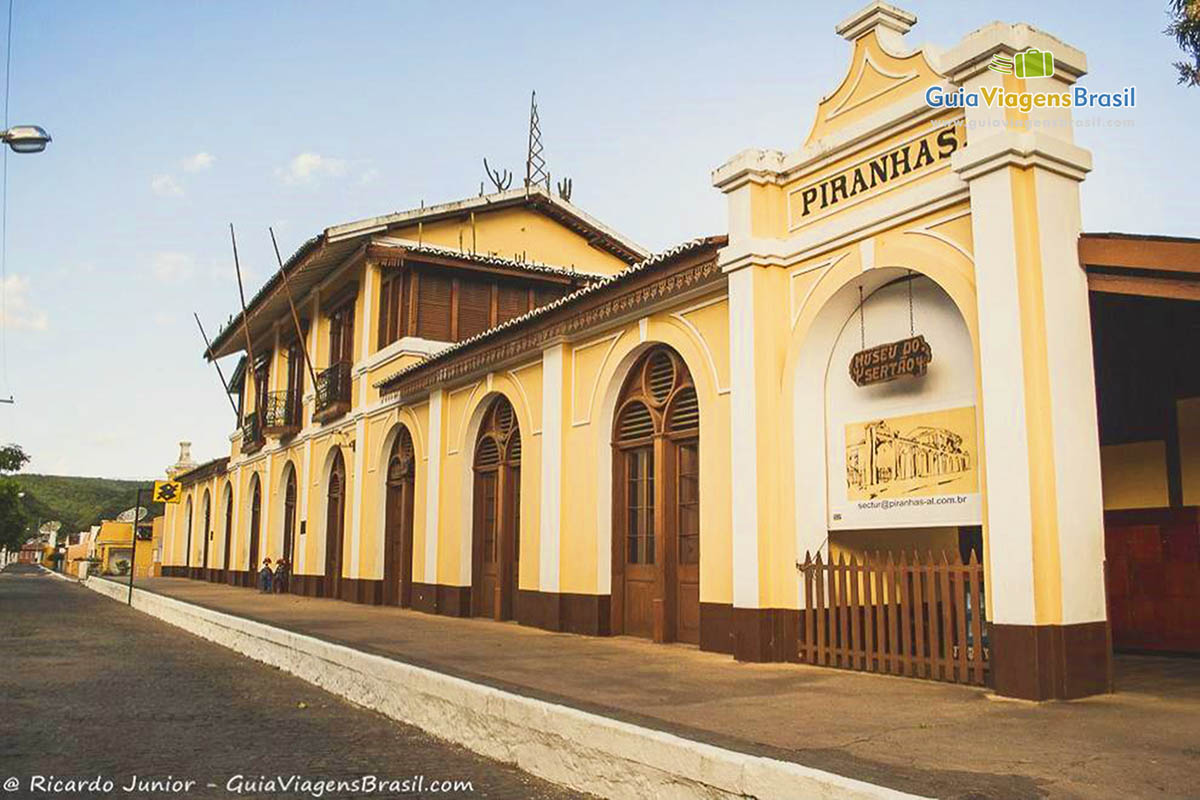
[152,480,183,504]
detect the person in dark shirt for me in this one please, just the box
[273,558,289,594]
[258,558,273,593]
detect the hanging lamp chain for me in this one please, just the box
[858,285,865,350]
[908,269,914,335]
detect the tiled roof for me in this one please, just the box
[374,236,726,392]
[174,456,230,486]
[205,186,648,359]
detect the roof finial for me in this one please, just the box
[524,90,548,190]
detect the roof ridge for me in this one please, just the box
[371,237,607,279]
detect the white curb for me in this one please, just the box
[81,576,927,800]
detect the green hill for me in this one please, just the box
[13,474,164,535]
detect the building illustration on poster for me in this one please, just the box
[845,407,976,499]
[831,405,981,529]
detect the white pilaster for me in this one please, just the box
[423,389,444,584]
[727,266,760,608]
[299,439,311,573]
[349,416,366,578]
[539,344,564,593]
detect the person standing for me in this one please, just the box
[258,558,273,593]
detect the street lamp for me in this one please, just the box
[1,125,51,154]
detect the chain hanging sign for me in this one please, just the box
[849,334,933,387]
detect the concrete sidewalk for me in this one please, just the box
[108,577,1199,799]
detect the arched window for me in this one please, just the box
[325,449,346,599]
[612,347,701,644]
[384,427,416,607]
[472,396,521,620]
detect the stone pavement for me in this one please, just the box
[0,565,588,800]
[110,576,1200,799]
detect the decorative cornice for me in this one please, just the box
[951,131,1092,183]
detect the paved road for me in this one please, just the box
[0,565,589,799]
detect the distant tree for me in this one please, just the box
[0,444,32,552]
[1168,0,1200,85]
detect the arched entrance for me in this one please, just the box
[201,490,212,577]
[221,483,233,582]
[384,427,416,607]
[611,346,701,644]
[325,449,346,599]
[247,476,262,585]
[471,396,521,620]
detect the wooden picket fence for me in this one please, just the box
[797,550,989,686]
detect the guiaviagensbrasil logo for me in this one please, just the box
[989,48,1055,79]
[925,47,1136,112]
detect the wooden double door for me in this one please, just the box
[383,428,416,607]
[472,397,521,621]
[612,348,701,645]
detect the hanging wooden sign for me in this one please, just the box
[849,334,933,386]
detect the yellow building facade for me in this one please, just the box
[162,5,1200,700]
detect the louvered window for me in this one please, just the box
[535,287,565,307]
[497,283,528,323]
[475,437,501,468]
[617,401,655,442]
[613,346,700,574]
[668,388,699,432]
[646,351,675,404]
[377,271,409,350]
[417,272,452,341]
[457,279,492,340]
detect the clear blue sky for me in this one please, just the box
[1,0,1194,479]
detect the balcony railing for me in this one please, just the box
[314,361,352,421]
[241,411,264,454]
[260,390,301,436]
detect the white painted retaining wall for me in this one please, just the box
[82,576,926,800]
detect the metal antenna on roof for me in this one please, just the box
[557,177,572,202]
[270,226,319,391]
[525,91,548,191]
[229,224,257,413]
[194,312,240,418]
[483,157,512,192]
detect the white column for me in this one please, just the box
[423,389,444,585]
[298,439,311,573]
[349,416,367,578]
[727,266,760,609]
[357,263,375,400]
[539,344,564,593]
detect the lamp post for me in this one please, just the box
[0,125,51,153]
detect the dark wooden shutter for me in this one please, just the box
[497,283,528,323]
[398,272,410,341]
[535,287,565,308]
[377,274,395,350]
[417,272,452,341]
[457,278,492,340]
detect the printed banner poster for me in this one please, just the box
[829,405,982,530]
